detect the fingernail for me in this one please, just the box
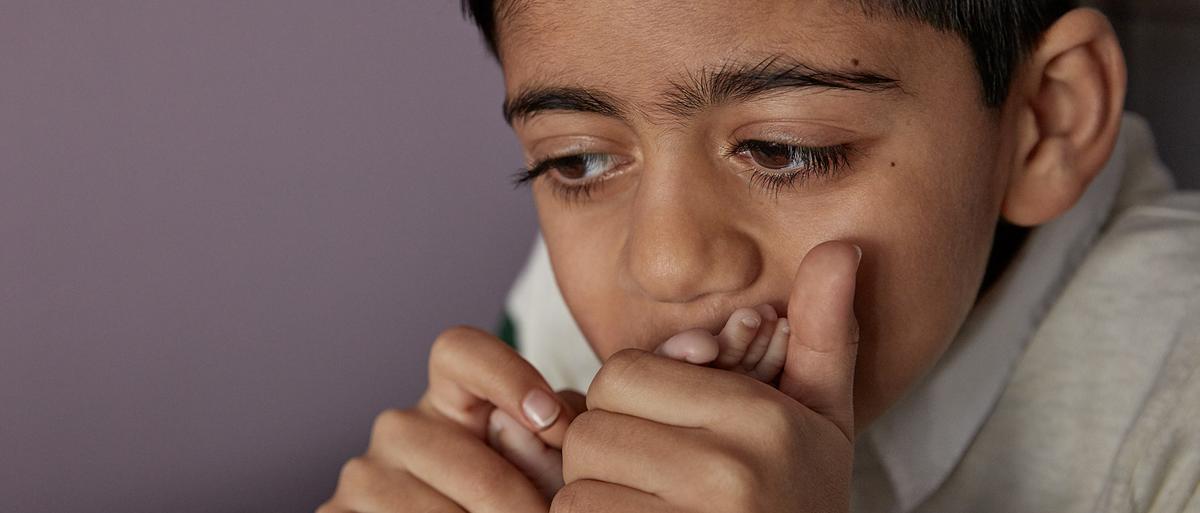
[740,316,761,329]
[852,244,863,263]
[521,389,561,431]
[779,319,790,334]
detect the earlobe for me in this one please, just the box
[1001,8,1127,227]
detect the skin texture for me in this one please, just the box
[319,1,1126,511]
[489,303,793,500]
[508,0,1003,430]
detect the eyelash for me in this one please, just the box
[511,140,852,204]
[510,154,615,204]
[724,140,853,199]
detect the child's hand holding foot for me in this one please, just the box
[486,303,794,499]
[555,240,862,512]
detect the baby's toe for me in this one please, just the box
[713,307,763,369]
[655,328,720,364]
[739,304,779,373]
[748,317,789,383]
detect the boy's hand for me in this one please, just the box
[318,326,580,513]
[553,240,862,513]
[488,302,791,501]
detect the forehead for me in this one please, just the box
[496,0,921,86]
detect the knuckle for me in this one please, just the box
[695,446,759,508]
[589,348,648,401]
[561,410,606,479]
[742,393,799,439]
[550,481,590,513]
[369,408,419,451]
[562,410,599,454]
[458,462,511,505]
[334,457,385,500]
[337,456,371,484]
[430,325,485,362]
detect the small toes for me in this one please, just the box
[655,329,720,364]
[749,317,790,383]
[754,303,779,322]
[740,305,778,372]
[714,307,762,368]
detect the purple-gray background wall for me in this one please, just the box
[2,2,534,512]
[2,2,1196,513]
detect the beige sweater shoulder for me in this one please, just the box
[918,142,1200,513]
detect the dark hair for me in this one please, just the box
[461,0,1079,107]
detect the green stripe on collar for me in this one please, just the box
[494,311,518,350]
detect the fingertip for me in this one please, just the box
[788,241,862,323]
[521,388,561,432]
[797,241,862,278]
[779,241,863,439]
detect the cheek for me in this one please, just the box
[848,134,1003,424]
[533,187,650,360]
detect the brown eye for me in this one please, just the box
[744,142,799,170]
[553,155,589,180]
[722,140,853,197]
[545,154,620,182]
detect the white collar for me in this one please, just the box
[859,113,1145,513]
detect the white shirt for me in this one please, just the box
[505,113,1200,513]
[852,111,1137,513]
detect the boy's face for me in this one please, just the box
[498,0,1019,427]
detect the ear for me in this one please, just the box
[1001,8,1127,227]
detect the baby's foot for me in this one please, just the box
[657,304,790,384]
[721,305,790,383]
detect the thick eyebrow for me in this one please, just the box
[503,87,626,125]
[502,54,901,125]
[658,54,901,118]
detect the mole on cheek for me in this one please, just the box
[851,58,860,66]
[891,162,897,167]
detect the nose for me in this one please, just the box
[620,153,761,304]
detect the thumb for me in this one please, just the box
[777,240,862,441]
